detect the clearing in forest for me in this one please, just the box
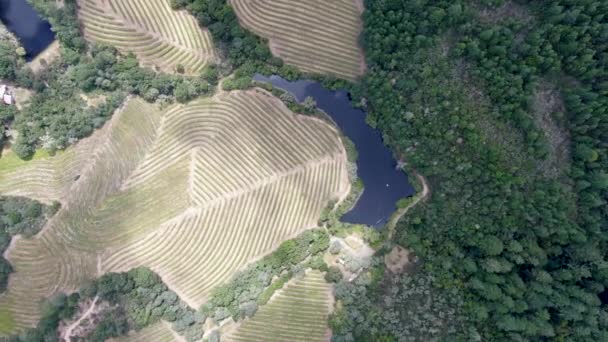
[77,0,217,74]
[231,0,366,81]
[0,90,348,334]
[224,270,332,342]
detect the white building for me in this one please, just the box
[0,85,14,105]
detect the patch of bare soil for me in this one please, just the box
[353,0,364,14]
[0,82,33,110]
[80,93,107,107]
[384,245,420,275]
[13,87,34,110]
[476,0,534,24]
[532,80,571,178]
[267,40,281,60]
[28,40,61,73]
[217,316,237,338]
[353,0,367,76]
[58,296,109,342]
[325,234,374,281]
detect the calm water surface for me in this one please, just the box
[0,0,55,60]
[254,74,415,227]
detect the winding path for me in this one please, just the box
[62,296,99,342]
[387,172,429,239]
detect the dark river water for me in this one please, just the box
[0,0,55,60]
[254,74,415,227]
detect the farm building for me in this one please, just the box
[0,85,14,105]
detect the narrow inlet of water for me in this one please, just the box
[0,0,55,60]
[254,74,415,227]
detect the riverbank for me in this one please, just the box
[252,74,416,227]
[386,171,429,240]
[28,39,60,73]
[0,21,22,51]
[0,0,55,60]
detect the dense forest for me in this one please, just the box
[329,0,608,340]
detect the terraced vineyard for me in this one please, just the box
[0,90,348,334]
[114,321,178,342]
[231,0,366,81]
[77,0,216,74]
[225,270,332,342]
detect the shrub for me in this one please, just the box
[240,301,258,318]
[329,240,342,254]
[325,266,343,283]
[206,329,220,342]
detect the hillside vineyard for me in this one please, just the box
[0,91,348,332]
[78,0,217,74]
[231,0,366,80]
[225,270,332,342]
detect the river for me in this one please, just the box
[253,74,415,227]
[0,0,55,60]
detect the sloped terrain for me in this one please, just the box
[77,0,216,74]
[225,270,332,341]
[231,0,365,80]
[0,90,348,334]
[114,321,178,342]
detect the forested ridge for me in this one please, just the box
[330,0,608,340]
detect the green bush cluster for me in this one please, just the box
[9,39,217,158]
[202,229,329,323]
[0,40,24,83]
[0,197,58,292]
[257,273,291,306]
[82,267,205,342]
[331,269,463,341]
[84,307,129,342]
[455,22,550,158]
[170,0,275,67]
[324,266,343,283]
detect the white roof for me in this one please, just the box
[3,94,13,105]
